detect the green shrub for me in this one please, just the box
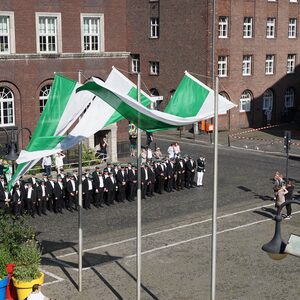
[0,213,35,260]
[13,241,42,282]
[0,246,10,279]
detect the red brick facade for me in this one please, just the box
[0,0,129,152]
[127,0,300,129]
[1,0,300,159]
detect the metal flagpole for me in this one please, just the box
[211,76,218,300]
[136,73,142,300]
[210,0,217,299]
[78,71,83,292]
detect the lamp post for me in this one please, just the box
[262,200,300,260]
[4,127,32,175]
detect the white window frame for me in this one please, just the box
[0,87,14,127]
[218,17,228,38]
[243,17,253,38]
[149,61,159,75]
[39,84,52,114]
[240,91,252,112]
[287,54,296,74]
[266,17,276,38]
[150,17,159,38]
[265,55,275,75]
[284,88,295,108]
[218,56,228,77]
[242,55,252,76]
[131,54,140,74]
[288,18,297,38]
[35,12,62,54]
[80,13,104,53]
[263,90,273,110]
[0,11,15,54]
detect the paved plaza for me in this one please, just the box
[30,132,300,299]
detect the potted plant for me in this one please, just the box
[12,240,44,300]
[0,246,10,300]
[0,212,43,300]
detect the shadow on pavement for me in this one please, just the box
[237,185,274,202]
[105,251,160,300]
[253,210,274,220]
[41,240,77,255]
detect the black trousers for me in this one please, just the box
[118,185,126,202]
[94,189,104,206]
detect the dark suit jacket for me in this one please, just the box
[104,177,116,192]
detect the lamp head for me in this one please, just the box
[5,142,18,161]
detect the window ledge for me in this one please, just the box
[0,51,131,60]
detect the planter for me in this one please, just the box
[5,264,17,300]
[12,272,44,300]
[0,276,9,300]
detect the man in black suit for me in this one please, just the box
[36,180,48,215]
[141,164,148,199]
[176,158,186,190]
[147,164,155,197]
[12,184,24,217]
[104,172,116,205]
[45,175,55,212]
[28,173,38,188]
[54,176,65,213]
[66,175,78,211]
[93,172,104,207]
[0,185,11,212]
[155,161,166,194]
[166,159,175,192]
[25,182,37,217]
[116,165,127,202]
[127,164,137,201]
[185,155,196,188]
[82,174,93,209]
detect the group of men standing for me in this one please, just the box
[0,154,206,218]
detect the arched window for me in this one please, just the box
[220,91,230,100]
[39,84,51,113]
[284,88,294,108]
[239,90,252,112]
[0,87,14,126]
[263,89,273,110]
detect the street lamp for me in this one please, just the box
[1,127,32,174]
[262,200,300,260]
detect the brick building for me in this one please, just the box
[127,0,300,129]
[1,0,300,163]
[0,0,129,160]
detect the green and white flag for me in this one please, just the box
[10,74,94,188]
[164,71,233,118]
[77,71,235,132]
[16,68,153,164]
[11,68,153,187]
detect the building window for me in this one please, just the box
[131,54,140,73]
[287,54,296,73]
[243,17,253,38]
[288,18,297,38]
[290,0,297,3]
[284,88,295,108]
[0,12,15,54]
[240,90,252,112]
[80,15,105,53]
[218,56,228,77]
[36,13,62,53]
[39,85,52,114]
[242,55,252,76]
[265,55,275,75]
[0,87,14,126]
[218,17,229,38]
[263,89,273,110]
[149,61,159,75]
[150,18,159,38]
[266,17,276,38]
